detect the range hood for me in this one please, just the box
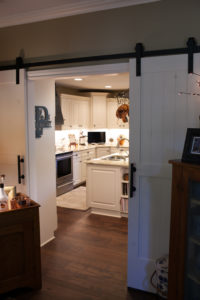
[55,92,64,126]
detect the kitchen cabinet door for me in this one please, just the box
[91,94,107,128]
[87,149,96,160]
[71,100,79,128]
[87,164,121,213]
[78,99,90,129]
[60,95,72,129]
[107,100,118,128]
[80,152,88,182]
[73,153,81,186]
[60,94,90,129]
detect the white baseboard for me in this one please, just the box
[41,236,55,247]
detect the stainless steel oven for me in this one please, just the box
[56,151,73,196]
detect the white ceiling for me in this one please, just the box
[56,72,129,91]
[0,0,160,28]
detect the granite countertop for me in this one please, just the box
[55,144,128,154]
[86,152,129,167]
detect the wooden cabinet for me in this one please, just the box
[0,200,41,294]
[60,94,90,129]
[91,94,107,128]
[107,98,129,129]
[168,160,200,300]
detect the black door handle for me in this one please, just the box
[17,155,25,184]
[130,163,136,197]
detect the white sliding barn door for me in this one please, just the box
[0,70,27,193]
[27,78,57,246]
[128,54,200,292]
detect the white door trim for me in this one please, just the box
[27,63,129,80]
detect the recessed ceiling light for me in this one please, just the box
[74,78,83,81]
[105,85,112,88]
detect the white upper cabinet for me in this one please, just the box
[91,94,107,128]
[60,94,90,129]
[60,95,72,128]
[78,99,90,128]
[107,98,129,129]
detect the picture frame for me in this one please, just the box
[182,128,200,164]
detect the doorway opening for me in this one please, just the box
[27,62,132,295]
[54,70,130,218]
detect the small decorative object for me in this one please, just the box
[123,173,129,181]
[35,106,52,138]
[68,134,77,149]
[117,135,125,146]
[79,131,87,145]
[182,128,200,164]
[0,174,8,209]
[151,255,168,299]
[109,138,114,144]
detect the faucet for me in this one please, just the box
[117,138,129,156]
[117,137,129,148]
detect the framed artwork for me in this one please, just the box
[182,128,200,164]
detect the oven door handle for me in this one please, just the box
[56,155,72,161]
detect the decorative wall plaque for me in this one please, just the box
[35,106,52,138]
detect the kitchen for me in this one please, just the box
[54,72,130,218]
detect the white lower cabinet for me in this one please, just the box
[73,148,96,186]
[73,152,82,186]
[80,151,88,182]
[87,164,121,216]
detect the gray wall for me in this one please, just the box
[0,0,200,63]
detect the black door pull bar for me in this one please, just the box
[17,155,25,184]
[130,163,136,197]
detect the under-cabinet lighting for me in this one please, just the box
[74,78,83,81]
[105,85,112,88]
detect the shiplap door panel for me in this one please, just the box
[128,54,200,292]
[0,70,27,193]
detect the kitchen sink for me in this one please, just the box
[102,155,128,161]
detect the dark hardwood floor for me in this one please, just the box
[0,208,158,300]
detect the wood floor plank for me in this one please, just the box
[0,208,158,300]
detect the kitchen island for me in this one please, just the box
[86,152,129,217]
